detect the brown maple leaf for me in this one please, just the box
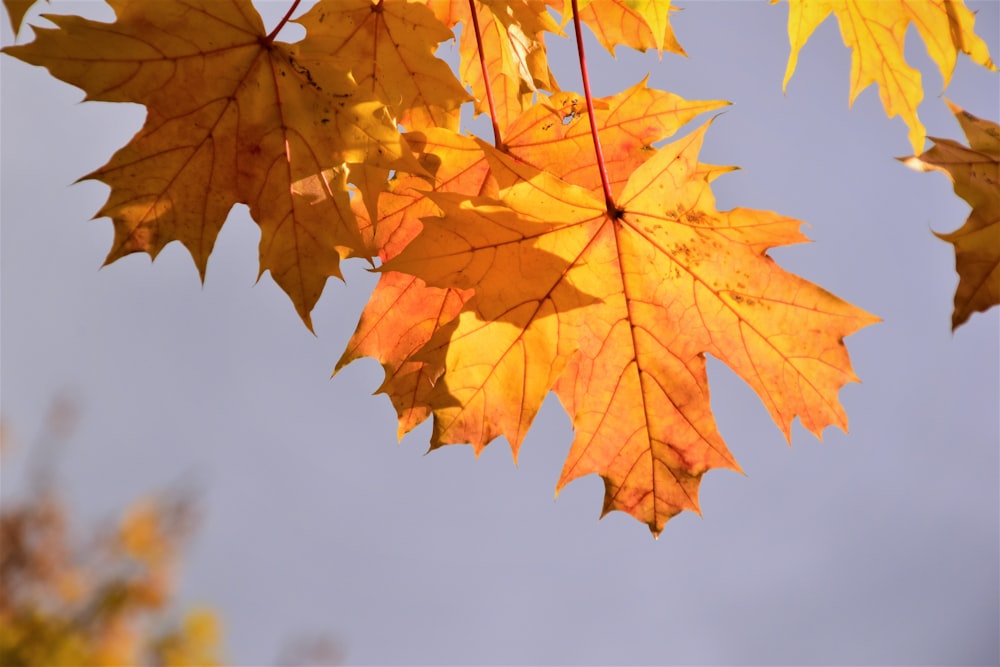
[3,0,416,328]
[2,0,42,34]
[386,124,877,535]
[903,100,1000,329]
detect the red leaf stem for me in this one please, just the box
[468,0,504,147]
[265,0,303,43]
[570,0,617,217]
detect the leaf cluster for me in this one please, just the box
[2,0,996,535]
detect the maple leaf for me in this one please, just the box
[564,0,685,56]
[386,123,877,534]
[295,0,469,133]
[2,0,920,536]
[341,83,726,441]
[503,80,727,194]
[428,0,562,132]
[778,0,996,152]
[336,128,489,437]
[3,0,415,328]
[2,0,42,34]
[903,101,1000,328]
[385,187,599,454]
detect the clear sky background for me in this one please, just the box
[2,1,998,665]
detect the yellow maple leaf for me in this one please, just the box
[385,189,591,453]
[904,100,1000,328]
[3,0,416,328]
[429,0,562,132]
[565,0,686,56]
[295,0,469,133]
[387,124,877,534]
[778,0,995,152]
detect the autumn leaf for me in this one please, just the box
[336,129,491,437]
[295,0,469,133]
[387,124,877,534]
[384,187,598,453]
[341,83,726,440]
[564,0,685,56]
[429,0,562,132]
[904,100,1000,328]
[300,0,474,231]
[2,0,917,536]
[778,0,996,152]
[3,0,415,328]
[2,0,41,34]
[504,79,727,194]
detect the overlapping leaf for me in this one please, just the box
[564,0,685,56]
[387,123,877,534]
[904,101,1000,328]
[337,129,490,437]
[4,0,910,535]
[3,0,415,327]
[778,0,995,152]
[504,79,727,193]
[296,0,468,133]
[341,83,726,443]
[428,0,561,132]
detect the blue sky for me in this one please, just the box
[2,1,998,664]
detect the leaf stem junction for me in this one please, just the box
[265,0,303,44]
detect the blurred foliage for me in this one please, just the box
[0,400,226,667]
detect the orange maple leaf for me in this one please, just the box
[341,83,726,441]
[778,0,996,152]
[904,101,1000,328]
[3,0,416,328]
[386,124,877,535]
[337,129,490,437]
[504,79,727,194]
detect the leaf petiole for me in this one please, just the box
[468,0,504,148]
[570,0,618,218]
